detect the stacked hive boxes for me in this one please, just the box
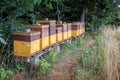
[13,19,85,57]
[56,27,63,42]
[13,31,40,57]
[71,23,79,37]
[26,25,49,51]
[67,23,72,39]
[56,23,68,40]
[36,20,56,46]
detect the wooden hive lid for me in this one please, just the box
[56,24,63,27]
[56,23,68,27]
[71,22,78,26]
[26,25,49,28]
[36,20,56,24]
[56,27,62,30]
[13,31,40,36]
[80,22,85,24]
[67,23,72,26]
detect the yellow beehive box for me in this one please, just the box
[56,23,68,40]
[13,31,40,57]
[26,25,49,51]
[77,22,81,36]
[71,23,79,38]
[36,20,56,46]
[67,23,72,38]
[56,27,63,42]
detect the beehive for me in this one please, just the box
[79,22,82,35]
[56,23,68,40]
[77,22,82,36]
[71,23,79,37]
[13,31,40,57]
[56,27,63,42]
[26,25,49,51]
[67,23,72,38]
[80,22,85,34]
[36,20,56,46]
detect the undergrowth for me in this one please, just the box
[76,26,120,80]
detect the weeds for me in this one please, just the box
[76,26,120,80]
[102,27,120,80]
[0,67,14,80]
[75,68,89,80]
[48,50,58,63]
[38,58,50,75]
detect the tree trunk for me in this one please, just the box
[81,7,88,22]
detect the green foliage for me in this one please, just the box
[38,58,50,74]
[34,0,120,31]
[48,50,58,63]
[76,69,89,80]
[79,45,104,75]
[60,36,86,54]
[34,0,42,5]
[61,42,71,49]
[0,67,14,80]
[78,35,104,76]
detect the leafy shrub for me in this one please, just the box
[78,35,104,76]
[38,58,50,74]
[76,69,89,80]
[61,43,71,49]
[48,50,58,63]
[0,67,14,80]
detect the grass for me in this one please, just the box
[76,26,120,80]
[102,27,120,80]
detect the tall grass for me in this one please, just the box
[76,26,120,80]
[101,26,120,80]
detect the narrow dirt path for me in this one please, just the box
[38,39,96,80]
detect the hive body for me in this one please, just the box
[71,23,79,37]
[13,32,40,57]
[27,25,49,51]
[56,24,68,40]
[67,23,72,39]
[56,27,63,42]
[36,20,57,46]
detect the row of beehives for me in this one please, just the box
[13,20,85,57]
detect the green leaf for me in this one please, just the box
[0,69,6,80]
[6,70,14,76]
[34,0,41,5]
[46,2,53,9]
